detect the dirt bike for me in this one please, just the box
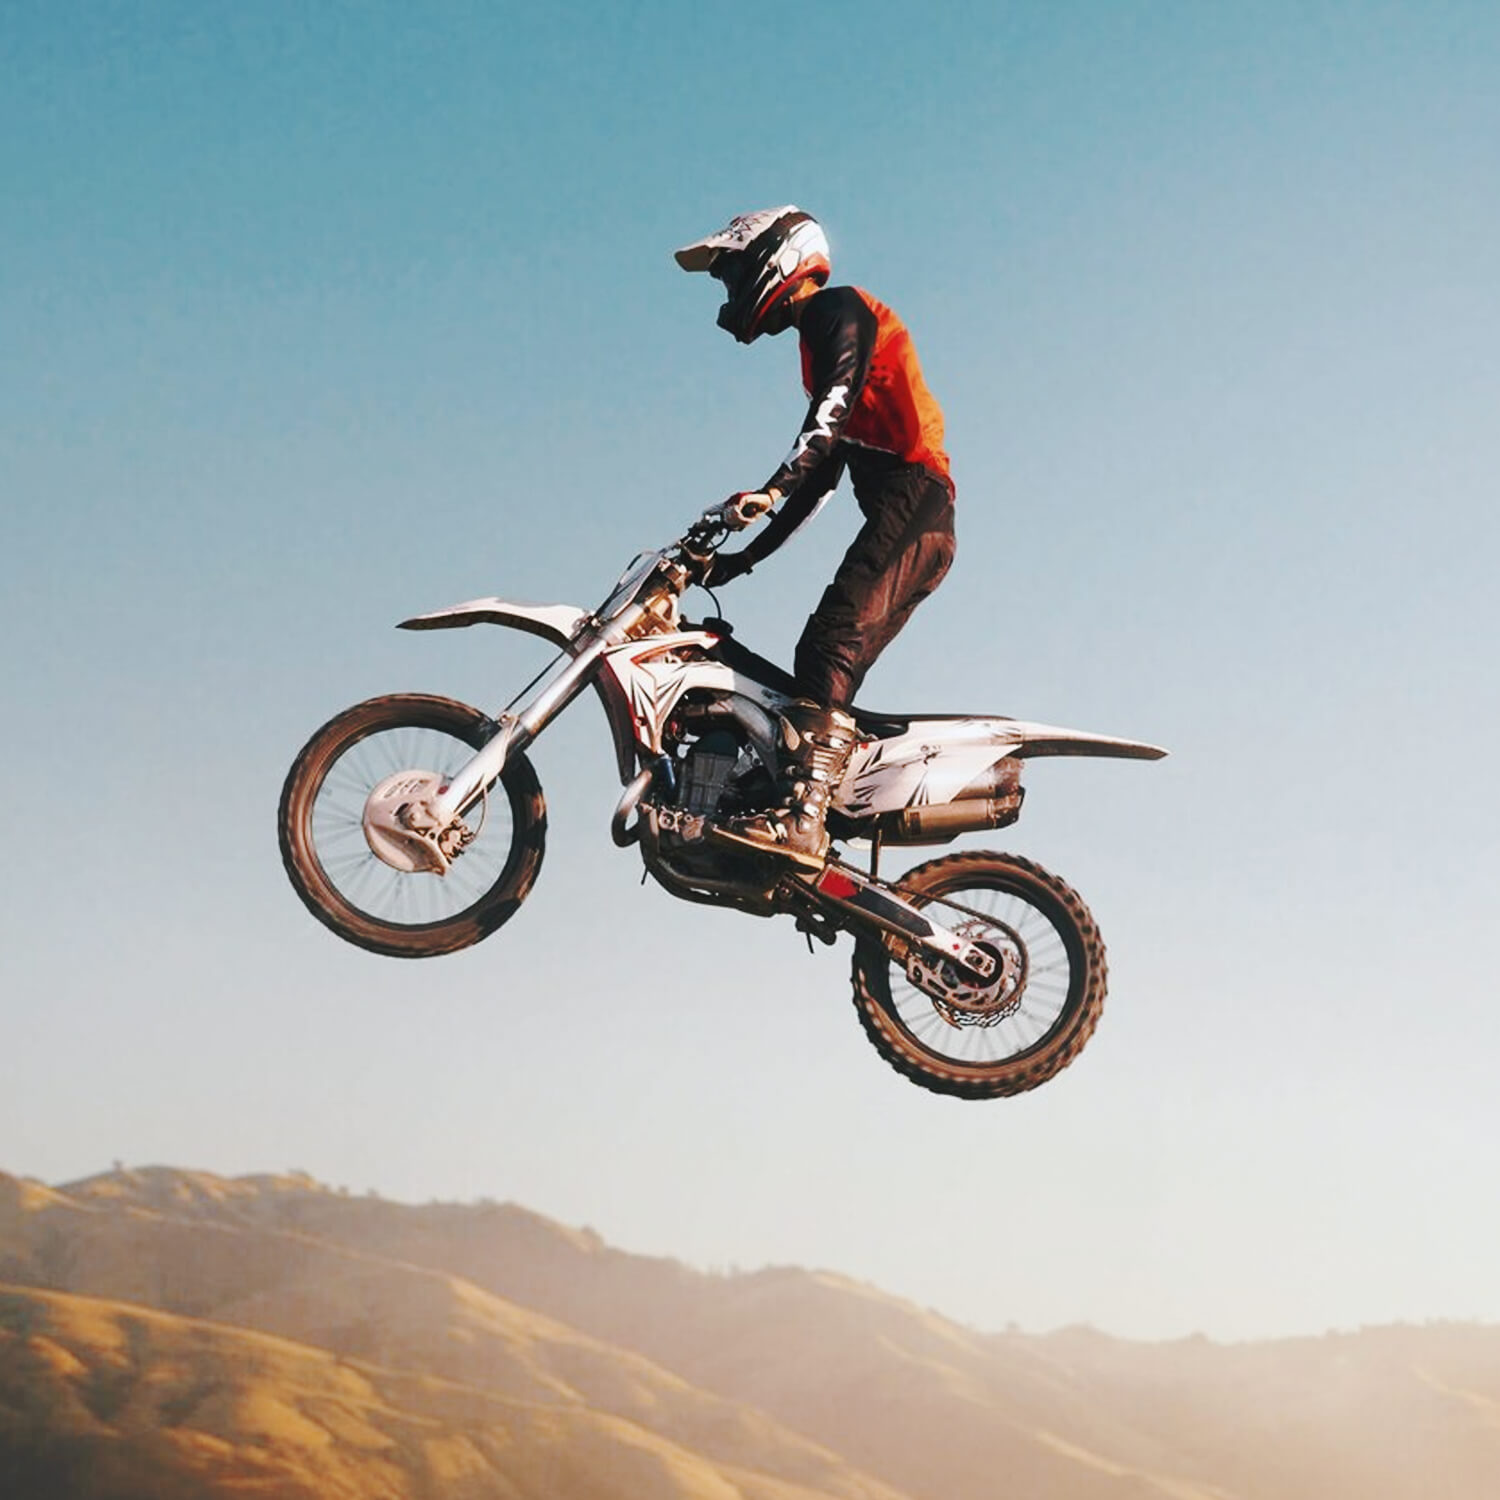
[278,500,1166,1099]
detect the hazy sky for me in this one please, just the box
[4,1,1498,1342]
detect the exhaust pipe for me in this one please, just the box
[879,759,1024,845]
[885,795,1023,844]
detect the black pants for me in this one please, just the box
[793,466,955,709]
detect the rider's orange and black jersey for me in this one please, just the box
[746,286,952,568]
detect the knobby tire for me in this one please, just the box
[851,852,1106,1099]
[278,694,546,958]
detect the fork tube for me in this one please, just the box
[429,622,626,823]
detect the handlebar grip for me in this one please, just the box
[733,492,774,523]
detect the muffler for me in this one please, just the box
[880,759,1024,844]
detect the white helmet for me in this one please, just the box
[675,206,831,343]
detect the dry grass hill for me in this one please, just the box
[2,1166,1497,1498]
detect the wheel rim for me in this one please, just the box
[884,880,1082,1070]
[306,722,521,930]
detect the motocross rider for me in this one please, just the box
[675,205,956,868]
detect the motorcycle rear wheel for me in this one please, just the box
[279,694,546,958]
[851,852,1106,1099]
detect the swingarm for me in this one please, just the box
[799,859,999,983]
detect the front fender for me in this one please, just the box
[397,598,588,651]
[399,596,639,785]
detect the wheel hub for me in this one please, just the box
[364,770,457,874]
[904,919,1026,1028]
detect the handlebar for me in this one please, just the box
[592,501,770,625]
[676,496,770,571]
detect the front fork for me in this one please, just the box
[798,860,999,983]
[427,626,626,826]
[364,621,627,874]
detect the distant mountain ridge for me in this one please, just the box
[2,1166,1497,1499]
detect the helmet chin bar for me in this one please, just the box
[720,269,817,343]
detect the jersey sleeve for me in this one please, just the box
[740,454,845,568]
[762,287,878,500]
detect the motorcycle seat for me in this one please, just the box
[701,624,920,741]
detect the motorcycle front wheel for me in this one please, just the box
[279,694,546,958]
[851,852,1106,1099]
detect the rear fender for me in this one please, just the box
[1000,718,1168,762]
[838,716,1165,817]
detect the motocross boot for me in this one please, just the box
[710,700,858,870]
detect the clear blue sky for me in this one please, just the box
[4,1,1498,1340]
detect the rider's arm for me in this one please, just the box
[761,286,877,503]
[709,289,875,583]
[708,454,843,584]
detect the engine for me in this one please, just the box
[677,728,742,816]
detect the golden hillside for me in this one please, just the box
[0,1284,898,1500]
[3,1166,1498,1499]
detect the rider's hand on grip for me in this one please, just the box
[707,490,776,531]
